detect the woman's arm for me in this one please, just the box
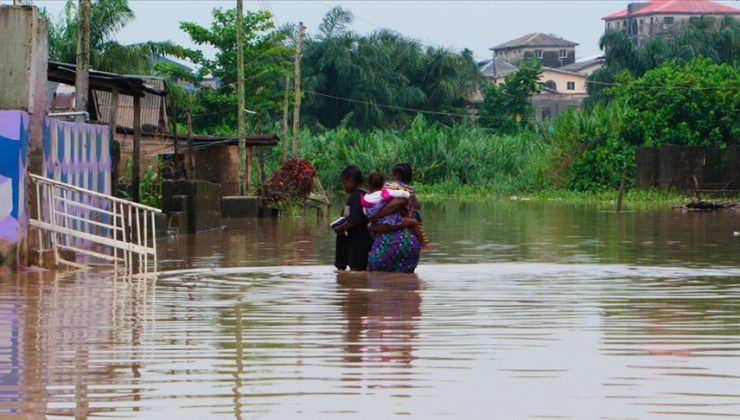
[368,198,408,222]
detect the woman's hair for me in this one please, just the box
[367,172,385,189]
[391,163,413,184]
[341,165,363,185]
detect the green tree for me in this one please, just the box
[46,0,190,73]
[478,60,543,132]
[301,7,482,130]
[587,16,740,105]
[180,8,293,134]
[610,57,740,147]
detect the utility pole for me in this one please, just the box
[75,0,91,123]
[292,22,305,159]
[281,74,290,162]
[186,94,194,179]
[170,92,178,178]
[236,0,247,195]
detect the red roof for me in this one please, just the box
[603,0,740,21]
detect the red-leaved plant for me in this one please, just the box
[265,159,317,202]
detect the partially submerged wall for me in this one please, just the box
[636,144,740,192]
[0,111,30,269]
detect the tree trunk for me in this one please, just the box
[236,0,247,195]
[281,74,290,162]
[74,0,91,123]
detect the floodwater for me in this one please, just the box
[1,200,739,419]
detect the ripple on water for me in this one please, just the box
[1,263,740,418]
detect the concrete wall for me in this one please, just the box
[0,6,46,113]
[0,111,30,269]
[114,131,171,177]
[194,144,242,196]
[162,180,223,233]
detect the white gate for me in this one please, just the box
[29,173,160,274]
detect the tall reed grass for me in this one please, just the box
[266,116,557,194]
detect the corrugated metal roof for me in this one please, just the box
[95,78,167,131]
[479,60,519,79]
[490,33,579,51]
[604,0,740,21]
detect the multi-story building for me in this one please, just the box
[490,33,578,69]
[603,0,740,46]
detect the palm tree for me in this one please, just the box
[47,0,189,74]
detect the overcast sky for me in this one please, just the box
[9,0,740,65]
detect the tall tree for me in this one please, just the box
[180,8,293,135]
[478,60,543,132]
[300,7,482,130]
[588,16,740,105]
[47,0,189,73]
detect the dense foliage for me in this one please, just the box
[266,115,555,195]
[548,58,739,191]
[587,16,740,104]
[300,7,482,130]
[179,8,293,134]
[265,159,317,202]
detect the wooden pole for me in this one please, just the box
[281,74,290,162]
[170,92,178,179]
[75,0,91,123]
[110,88,119,196]
[186,94,194,180]
[616,171,626,212]
[132,95,141,203]
[292,22,305,158]
[236,0,247,195]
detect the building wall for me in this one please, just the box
[495,47,576,68]
[540,70,588,94]
[194,144,242,196]
[605,14,740,46]
[0,111,30,268]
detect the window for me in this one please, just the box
[607,22,611,29]
[567,81,576,91]
[545,80,557,91]
[664,16,674,24]
[542,108,552,120]
[559,49,568,59]
[534,49,543,59]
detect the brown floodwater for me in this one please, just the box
[1,201,739,418]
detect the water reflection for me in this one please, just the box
[337,272,421,394]
[0,271,157,418]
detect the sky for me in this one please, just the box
[8,0,740,66]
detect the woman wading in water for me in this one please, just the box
[333,166,374,271]
[366,164,424,273]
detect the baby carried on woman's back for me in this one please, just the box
[361,172,433,251]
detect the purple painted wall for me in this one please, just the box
[0,111,30,266]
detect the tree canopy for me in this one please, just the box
[300,7,482,130]
[478,60,543,133]
[588,16,740,105]
[46,0,190,73]
[179,7,293,134]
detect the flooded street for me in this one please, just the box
[1,201,739,418]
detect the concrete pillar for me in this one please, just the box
[0,5,48,269]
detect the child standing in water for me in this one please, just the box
[361,172,433,250]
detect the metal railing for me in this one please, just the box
[29,173,161,274]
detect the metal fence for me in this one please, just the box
[29,173,160,274]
